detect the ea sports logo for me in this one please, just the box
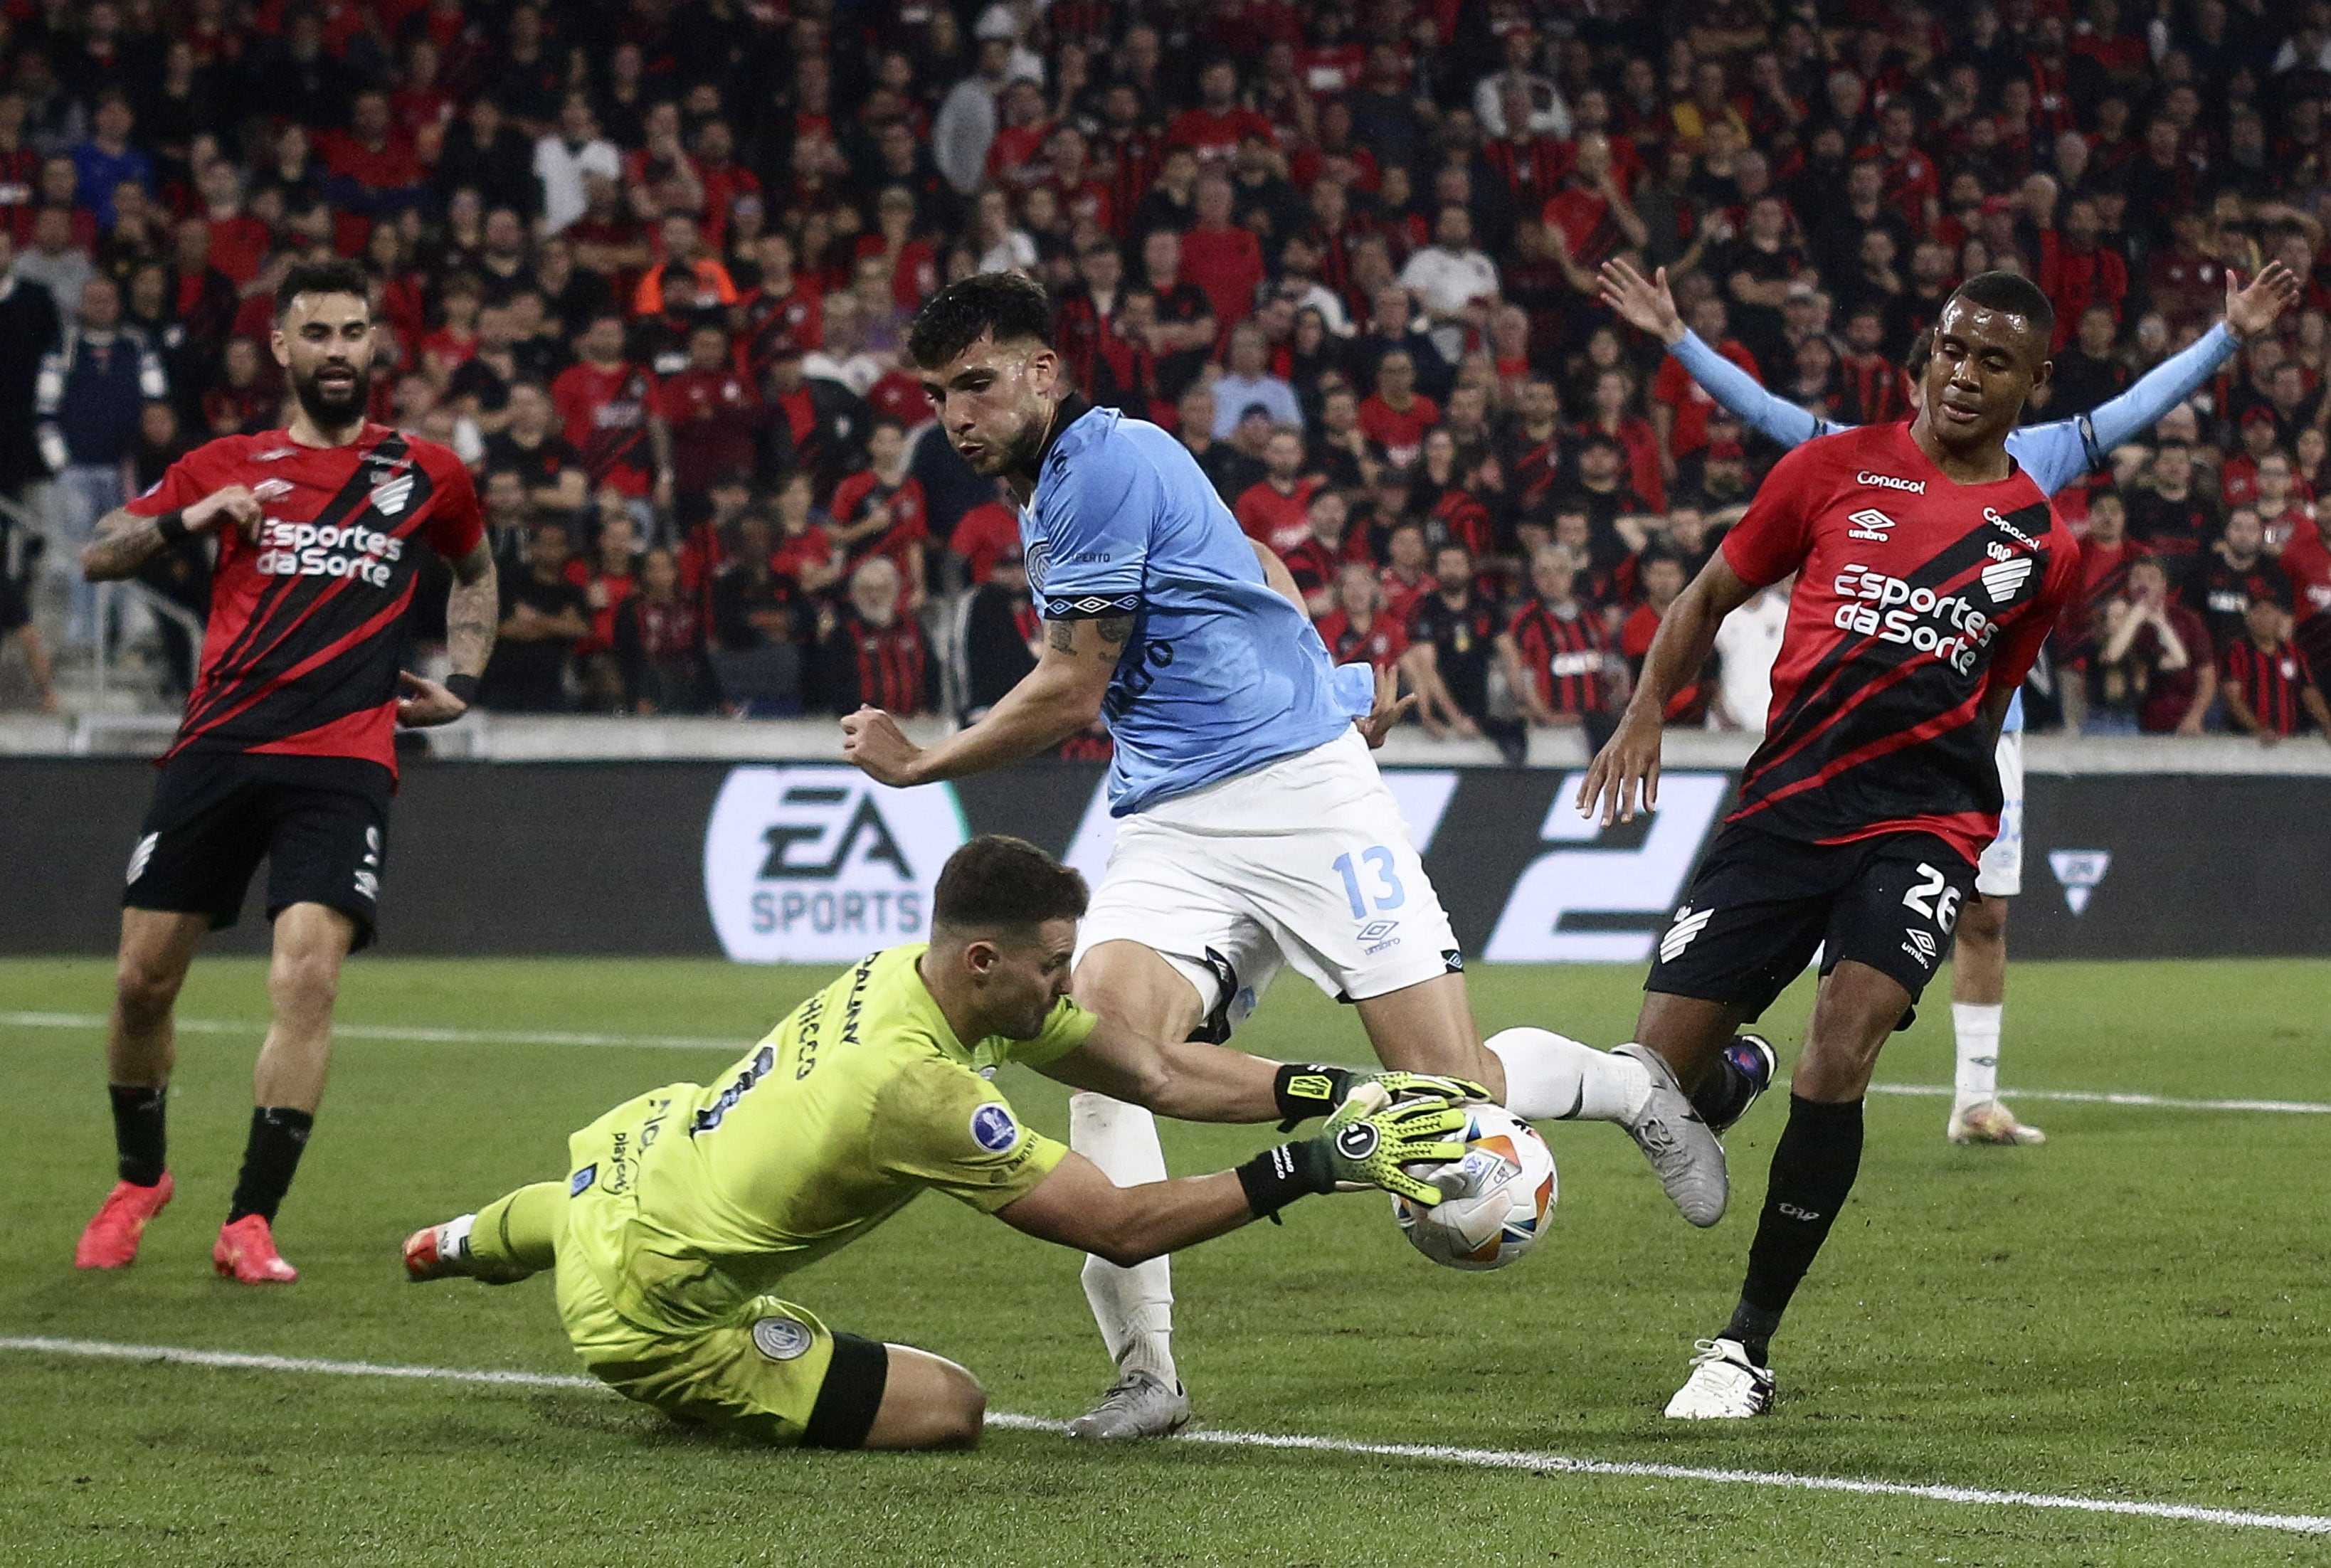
[701,765,967,962]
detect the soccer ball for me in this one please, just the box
[1390,1103,1557,1271]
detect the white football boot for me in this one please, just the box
[1065,1369,1190,1439]
[1947,1100,2046,1145]
[1612,1042,1729,1227]
[1664,1338,1775,1419]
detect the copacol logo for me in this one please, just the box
[702,766,968,962]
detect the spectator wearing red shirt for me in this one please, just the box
[2035,197,2128,352]
[854,186,941,313]
[1282,488,1371,618]
[739,231,823,382]
[1541,134,1649,270]
[1620,552,1706,723]
[2095,557,2216,735]
[827,418,929,609]
[768,469,845,599]
[564,511,642,667]
[2223,598,2331,743]
[318,89,427,221]
[1653,296,1760,472]
[1378,519,1434,626]
[1232,427,1321,554]
[1178,173,1265,329]
[2066,488,2145,663]
[1166,60,1278,167]
[1315,561,1408,672]
[816,556,935,716]
[1865,100,1940,233]
[1358,349,1440,470]
[660,322,765,504]
[2279,512,2331,678]
[195,160,268,287]
[551,312,671,509]
[1501,546,1612,727]
[949,482,1022,587]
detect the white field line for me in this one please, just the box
[4,1335,2326,1537]
[9,1011,2330,1115]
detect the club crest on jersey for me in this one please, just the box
[369,471,416,517]
[1847,507,1897,542]
[1980,556,2035,603]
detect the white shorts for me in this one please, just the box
[1977,730,2024,898]
[1074,729,1462,1034]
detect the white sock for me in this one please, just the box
[442,1212,477,1263]
[1952,1002,2004,1113]
[1486,1027,1652,1123]
[1069,1091,1178,1387]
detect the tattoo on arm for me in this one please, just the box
[79,508,171,582]
[1046,615,1136,659]
[445,543,499,677]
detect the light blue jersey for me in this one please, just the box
[1022,401,1358,815]
[1669,322,2246,733]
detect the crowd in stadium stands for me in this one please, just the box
[0,0,2328,749]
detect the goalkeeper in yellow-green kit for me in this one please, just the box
[403,835,1480,1451]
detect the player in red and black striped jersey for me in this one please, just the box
[1580,272,2083,1416]
[73,260,499,1288]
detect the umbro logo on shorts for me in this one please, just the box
[125,831,159,886]
[1901,926,1939,966]
[1660,906,1713,963]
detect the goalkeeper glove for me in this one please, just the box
[1237,1083,1470,1218]
[1272,1065,1491,1131]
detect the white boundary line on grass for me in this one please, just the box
[9,1011,2331,1115]
[4,1335,2326,1538]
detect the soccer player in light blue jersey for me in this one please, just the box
[1597,255,2299,1148]
[842,273,1740,1438]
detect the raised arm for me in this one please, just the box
[1598,259,1832,449]
[2076,262,2298,465]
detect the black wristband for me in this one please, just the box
[1271,1063,1354,1132]
[154,509,190,546]
[443,672,480,705]
[1235,1140,1335,1224]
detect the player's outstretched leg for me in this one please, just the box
[216,901,355,1285]
[1667,963,1903,1418]
[1947,896,2042,1145]
[77,909,206,1269]
[1066,1092,1190,1439]
[406,1180,566,1283]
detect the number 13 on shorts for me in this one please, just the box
[1332,846,1407,921]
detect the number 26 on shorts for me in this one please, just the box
[1333,846,1407,921]
[1903,862,1962,929]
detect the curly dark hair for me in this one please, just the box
[905,272,1054,371]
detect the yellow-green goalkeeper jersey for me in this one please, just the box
[567,944,1090,1304]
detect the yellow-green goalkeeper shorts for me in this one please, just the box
[553,1103,889,1448]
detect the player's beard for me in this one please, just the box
[985,403,1052,480]
[292,359,370,430]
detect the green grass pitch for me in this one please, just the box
[4,954,2329,1567]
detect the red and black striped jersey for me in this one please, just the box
[127,425,484,774]
[1718,423,2081,862]
[2223,638,2315,736]
[1507,598,1609,714]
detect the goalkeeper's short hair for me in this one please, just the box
[933,835,1089,936]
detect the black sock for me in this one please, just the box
[109,1084,168,1187]
[1688,1055,1758,1134]
[227,1108,314,1224]
[1730,1095,1865,1363]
